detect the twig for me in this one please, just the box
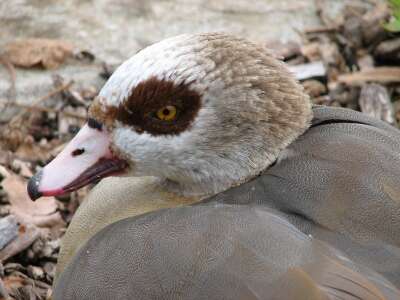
[338,67,400,85]
[7,102,87,120]
[304,26,338,34]
[10,80,74,123]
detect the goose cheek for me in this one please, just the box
[27,124,128,201]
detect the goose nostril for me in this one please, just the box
[71,148,85,156]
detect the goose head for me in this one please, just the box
[28,33,312,199]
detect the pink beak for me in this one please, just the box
[27,121,128,200]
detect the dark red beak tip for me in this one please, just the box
[27,171,43,201]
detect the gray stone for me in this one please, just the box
[0,0,378,121]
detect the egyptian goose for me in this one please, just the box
[28,33,400,299]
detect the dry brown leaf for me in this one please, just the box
[4,38,74,69]
[2,276,24,295]
[1,170,64,228]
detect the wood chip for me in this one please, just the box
[0,277,9,300]
[361,3,390,44]
[0,223,41,262]
[329,83,360,106]
[289,61,326,81]
[0,216,18,251]
[0,151,13,167]
[10,159,33,178]
[374,37,400,62]
[27,266,44,281]
[302,80,327,98]
[338,67,400,85]
[319,43,347,72]
[343,16,363,49]
[357,54,374,71]
[300,43,321,61]
[359,83,395,124]
[266,40,301,60]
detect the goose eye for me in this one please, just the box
[156,105,177,121]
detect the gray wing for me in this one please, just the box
[209,106,400,285]
[54,206,399,300]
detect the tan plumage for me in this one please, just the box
[57,176,198,276]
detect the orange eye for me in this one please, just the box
[156,105,177,121]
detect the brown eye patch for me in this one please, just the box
[91,77,202,136]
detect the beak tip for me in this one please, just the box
[27,171,43,201]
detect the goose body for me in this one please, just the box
[27,33,400,299]
[55,206,400,300]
